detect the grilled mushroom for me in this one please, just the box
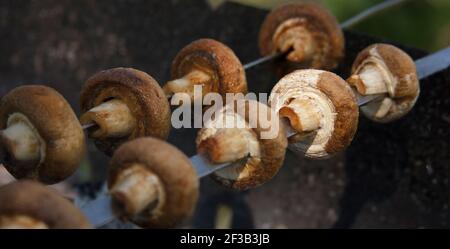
[108,137,198,228]
[196,99,287,190]
[80,68,171,156]
[347,43,420,123]
[0,180,91,229]
[0,85,85,184]
[270,69,359,159]
[259,2,344,70]
[164,39,247,100]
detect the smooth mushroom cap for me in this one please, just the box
[196,100,288,190]
[270,69,359,159]
[0,180,91,229]
[0,85,85,184]
[170,38,247,97]
[350,43,420,123]
[80,68,171,156]
[259,2,344,70]
[108,137,199,228]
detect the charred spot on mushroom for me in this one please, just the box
[270,69,359,159]
[348,44,420,123]
[166,39,247,101]
[259,3,344,71]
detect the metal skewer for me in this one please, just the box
[80,45,450,228]
[242,0,409,70]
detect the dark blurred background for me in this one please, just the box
[0,0,449,229]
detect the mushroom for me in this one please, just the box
[108,137,198,228]
[0,180,91,229]
[259,2,344,70]
[269,69,359,159]
[347,43,420,123]
[259,3,345,69]
[80,68,171,156]
[196,99,287,190]
[163,39,247,100]
[0,85,85,184]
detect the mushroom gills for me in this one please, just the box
[110,164,165,218]
[0,113,45,165]
[273,18,315,63]
[80,99,136,139]
[0,215,48,229]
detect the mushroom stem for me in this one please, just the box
[0,215,48,229]
[278,98,321,133]
[80,99,136,139]
[347,64,389,95]
[273,18,315,63]
[110,164,162,217]
[0,113,44,163]
[163,70,211,99]
[197,128,258,164]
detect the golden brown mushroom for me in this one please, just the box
[270,69,359,159]
[0,180,91,229]
[108,137,198,228]
[0,85,85,184]
[196,100,287,190]
[164,39,247,100]
[259,2,344,70]
[347,43,420,123]
[80,68,171,156]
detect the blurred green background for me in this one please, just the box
[208,0,450,52]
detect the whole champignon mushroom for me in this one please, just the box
[347,43,420,123]
[269,69,359,159]
[0,180,91,229]
[80,68,171,156]
[108,137,198,228]
[259,2,344,70]
[0,85,85,184]
[196,99,287,190]
[163,39,247,100]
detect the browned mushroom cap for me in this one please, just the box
[0,180,91,229]
[196,99,287,190]
[165,38,247,99]
[0,85,85,184]
[108,137,198,228]
[270,69,359,159]
[80,68,171,156]
[348,44,420,123]
[259,2,344,70]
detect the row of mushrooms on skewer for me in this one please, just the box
[0,3,420,229]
